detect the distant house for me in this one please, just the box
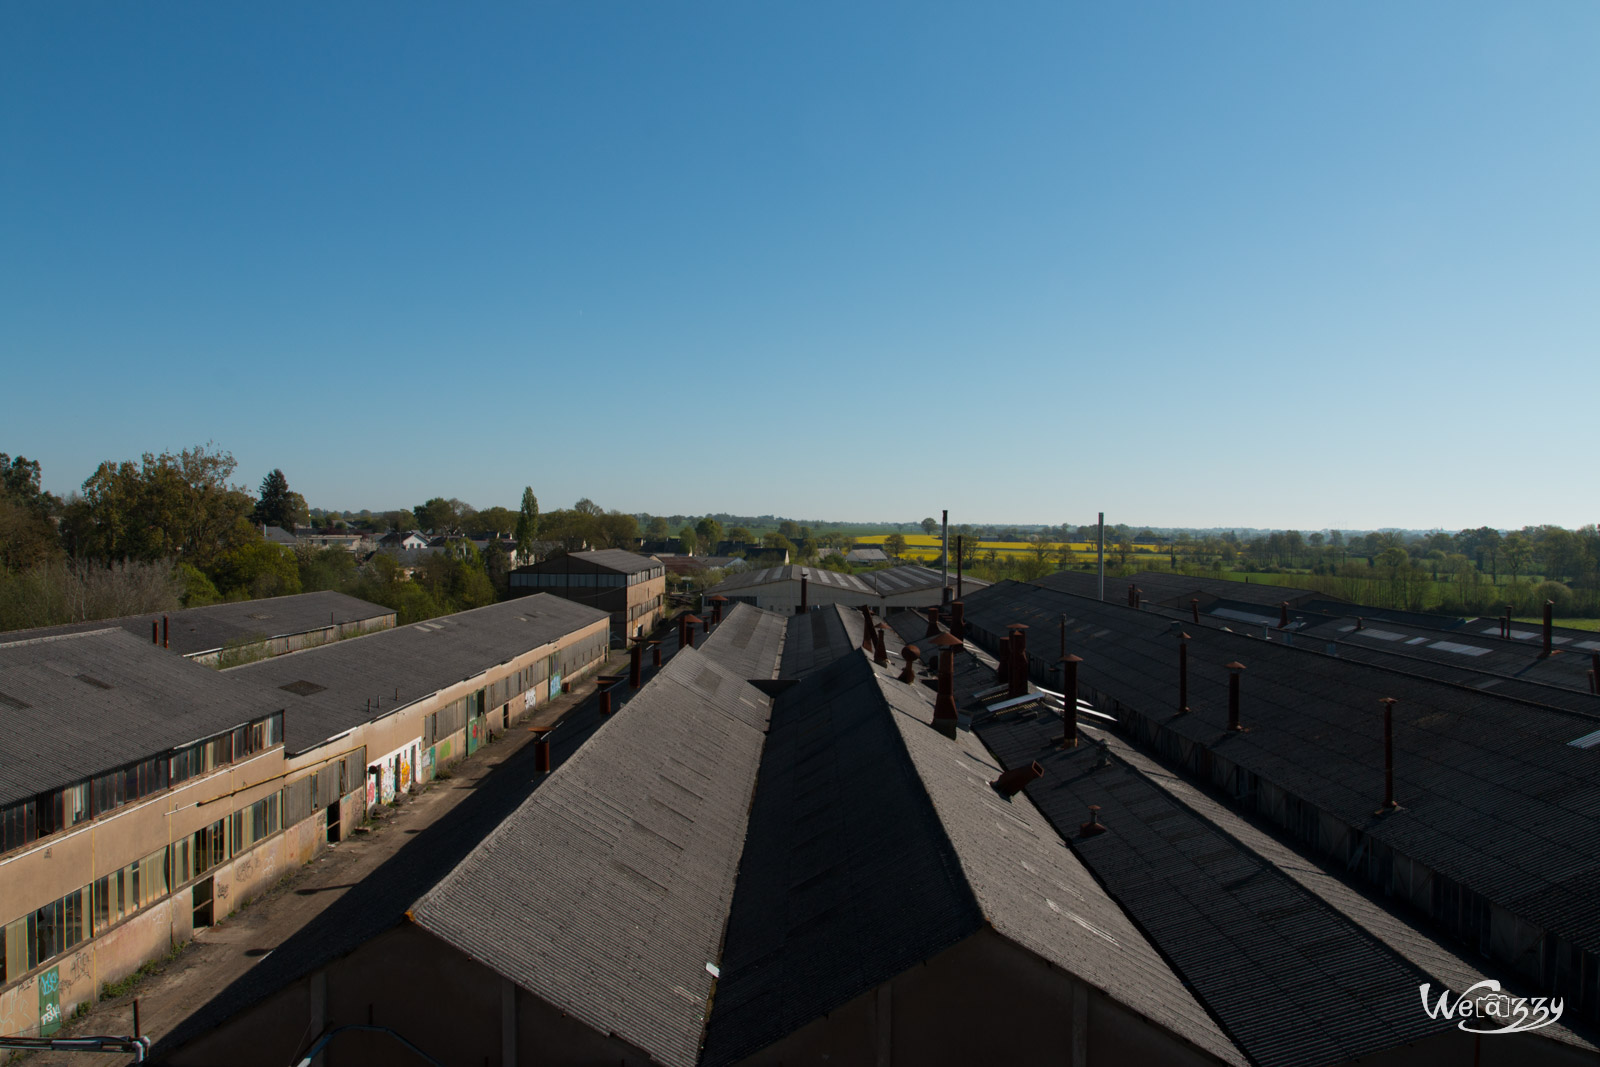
[261,525,298,547]
[377,530,431,552]
[844,546,890,564]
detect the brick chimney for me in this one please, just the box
[1007,624,1029,699]
[932,633,962,739]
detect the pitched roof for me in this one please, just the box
[0,628,287,805]
[701,651,1244,1067]
[411,648,772,1067]
[568,548,662,573]
[707,565,873,596]
[0,589,395,659]
[693,603,788,681]
[958,580,1600,960]
[232,595,610,754]
[778,604,861,679]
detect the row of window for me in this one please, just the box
[515,568,663,588]
[0,713,283,857]
[628,595,663,622]
[0,805,263,987]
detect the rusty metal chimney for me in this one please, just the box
[651,640,662,668]
[900,644,919,684]
[873,624,889,666]
[1379,697,1398,811]
[1178,632,1191,713]
[926,606,941,638]
[951,599,965,639]
[1226,662,1246,731]
[1356,616,1364,631]
[996,633,1012,685]
[710,595,727,625]
[1079,804,1105,838]
[682,615,699,649]
[1128,582,1136,608]
[1191,598,1200,624]
[797,571,809,615]
[162,615,169,649]
[993,761,1043,797]
[956,535,964,600]
[534,733,551,773]
[151,620,158,644]
[860,605,875,650]
[629,642,643,689]
[1279,601,1290,629]
[702,613,711,637]
[1007,623,1029,699]
[932,633,962,738]
[1135,588,1144,610]
[1059,654,1082,748]
[1543,600,1554,657]
[599,682,613,717]
[1504,605,1513,640]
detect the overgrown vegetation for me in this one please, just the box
[100,939,188,1000]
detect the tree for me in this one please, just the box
[574,497,603,517]
[0,453,62,571]
[1503,533,1533,582]
[921,517,938,536]
[253,469,307,530]
[470,506,517,538]
[696,517,724,551]
[727,526,754,544]
[885,533,908,559]
[778,520,801,540]
[762,532,795,555]
[645,516,671,541]
[679,525,699,555]
[515,488,540,558]
[414,497,470,535]
[213,540,302,600]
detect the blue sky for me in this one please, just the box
[4,2,1596,531]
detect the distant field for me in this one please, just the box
[1514,616,1600,632]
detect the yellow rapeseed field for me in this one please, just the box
[853,534,1165,561]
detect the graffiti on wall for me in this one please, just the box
[367,738,422,806]
[0,976,35,1036]
[37,966,60,1036]
[524,688,536,710]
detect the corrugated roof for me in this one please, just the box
[568,548,662,573]
[777,604,861,679]
[0,628,287,805]
[412,648,772,1067]
[959,580,1600,959]
[694,603,788,681]
[706,565,873,596]
[0,589,394,659]
[701,651,1244,1067]
[232,595,610,754]
[1033,570,1327,610]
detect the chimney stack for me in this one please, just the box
[1178,632,1191,713]
[162,615,169,649]
[534,733,551,773]
[900,644,919,684]
[1191,598,1200,625]
[860,605,875,651]
[996,633,1012,685]
[873,624,889,666]
[1356,616,1364,631]
[1543,600,1554,657]
[797,572,809,615]
[151,620,158,644]
[682,615,699,649]
[651,640,662,668]
[702,613,711,638]
[932,633,962,738]
[956,535,964,600]
[1226,662,1246,731]
[1135,588,1144,610]
[1059,654,1082,748]
[599,682,613,717]
[710,595,727,625]
[1279,601,1290,629]
[926,606,941,638]
[1379,697,1398,811]
[1007,624,1029,699]
[629,641,643,689]
[1504,605,1514,640]
[993,762,1043,797]
[1128,582,1136,608]
[1079,805,1106,838]
[951,600,966,639]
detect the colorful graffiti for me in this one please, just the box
[38,966,60,1036]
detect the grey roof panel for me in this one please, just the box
[694,603,789,681]
[412,648,771,1067]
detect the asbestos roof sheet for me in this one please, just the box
[411,648,773,1067]
[706,565,873,596]
[974,710,1456,1066]
[232,595,610,754]
[0,589,395,659]
[694,603,788,681]
[959,581,1600,958]
[0,628,287,805]
[777,604,861,680]
[701,651,1244,1067]
[1034,570,1326,610]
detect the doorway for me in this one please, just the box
[325,801,341,844]
[192,877,214,929]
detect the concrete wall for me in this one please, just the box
[189,613,396,668]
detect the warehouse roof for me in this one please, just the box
[958,580,1600,958]
[0,628,286,806]
[231,594,610,754]
[856,563,991,597]
[777,604,860,679]
[412,647,772,1067]
[706,564,873,596]
[0,589,395,659]
[701,650,1243,1067]
[1032,570,1327,610]
[517,548,661,574]
[694,603,788,681]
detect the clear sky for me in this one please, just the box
[4,2,1596,531]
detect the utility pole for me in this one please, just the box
[941,509,949,591]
